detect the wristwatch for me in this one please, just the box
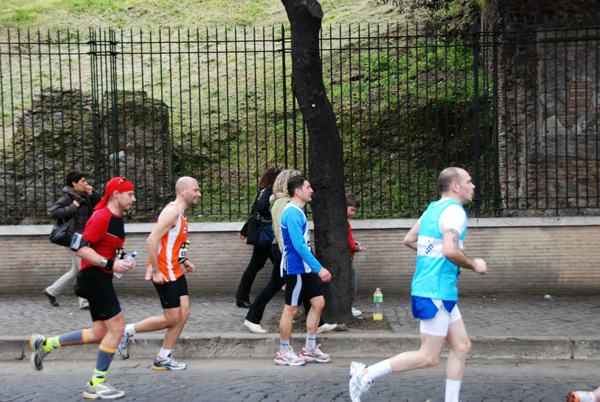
[100,258,108,267]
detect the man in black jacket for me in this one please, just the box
[45,171,101,308]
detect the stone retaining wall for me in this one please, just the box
[2,217,598,297]
[482,0,600,216]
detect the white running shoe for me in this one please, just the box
[316,323,337,334]
[29,333,49,371]
[274,347,306,366]
[301,344,332,363]
[116,332,134,359]
[153,354,187,370]
[352,307,362,317]
[83,381,125,399]
[349,361,373,402]
[244,319,267,334]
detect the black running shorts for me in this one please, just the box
[153,274,188,309]
[284,272,323,307]
[74,267,121,322]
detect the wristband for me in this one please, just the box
[100,258,114,271]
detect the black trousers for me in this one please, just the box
[235,244,273,303]
[246,244,324,327]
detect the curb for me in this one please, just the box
[5,334,600,362]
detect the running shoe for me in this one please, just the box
[349,361,373,402]
[567,391,596,402]
[301,344,332,363]
[274,347,306,366]
[29,333,49,371]
[83,381,125,399]
[352,307,362,317]
[116,332,134,359]
[153,354,187,370]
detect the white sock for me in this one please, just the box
[125,324,136,336]
[158,348,171,359]
[279,339,290,354]
[365,359,392,381]
[305,334,316,351]
[445,378,462,402]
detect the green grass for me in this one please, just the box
[0,0,494,221]
[0,0,402,29]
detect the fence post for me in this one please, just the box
[491,19,502,215]
[471,18,482,213]
[89,29,103,185]
[89,28,120,186]
[280,24,288,168]
[107,28,119,178]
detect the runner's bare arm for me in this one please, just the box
[441,228,487,274]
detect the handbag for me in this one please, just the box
[257,221,275,248]
[49,215,77,247]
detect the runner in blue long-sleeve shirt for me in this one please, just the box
[275,175,332,366]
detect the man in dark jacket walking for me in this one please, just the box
[45,171,101,308]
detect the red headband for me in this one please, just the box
[94,177,135,211]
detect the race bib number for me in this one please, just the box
[178,242,190,263]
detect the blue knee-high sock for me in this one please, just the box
[90,344,115,386]
[44,329,87,352]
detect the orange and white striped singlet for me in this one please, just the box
[145,202,189,281]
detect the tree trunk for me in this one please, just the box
[280,0,353,323]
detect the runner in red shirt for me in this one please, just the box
[29,176,136,400]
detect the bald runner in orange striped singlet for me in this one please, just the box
[116,177,201,371]
[145,202,189,282]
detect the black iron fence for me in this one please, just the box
[1,17,598,223]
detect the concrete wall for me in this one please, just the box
[1,217,599,297]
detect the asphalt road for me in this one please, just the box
[1,357,597,401]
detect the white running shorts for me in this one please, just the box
[419,299,462,337]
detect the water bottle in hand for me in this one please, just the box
[114,251,136,279]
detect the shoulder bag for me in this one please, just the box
[257,217,275,248]
[49,215,77,247]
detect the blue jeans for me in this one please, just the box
[350,261,357,306]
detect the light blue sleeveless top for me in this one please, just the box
[411,199,467,301]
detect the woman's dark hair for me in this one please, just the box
[287,175,307,197]
[66,171,85,187]
[258,167,281,189]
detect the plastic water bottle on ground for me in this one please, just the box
[114,251,136,279]
[373,288,383,321]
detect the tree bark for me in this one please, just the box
[280,0,354,323]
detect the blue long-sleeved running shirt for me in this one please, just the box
[279,202,322,276]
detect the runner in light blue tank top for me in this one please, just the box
[348,167,488,402]
[412,198,467,302]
